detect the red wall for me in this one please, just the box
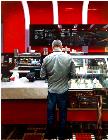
[27,1,53,24]
[2,1,25,53]
[88,46,105,53]
[88,1,108,24]
[58,1,83,24]
[2,1,108,53]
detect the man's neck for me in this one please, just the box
[53,47,62,52]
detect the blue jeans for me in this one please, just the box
[47,90,68,131]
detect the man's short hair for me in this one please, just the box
[52,40,62,47]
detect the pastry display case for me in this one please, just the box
[68,55,108,109]
[69,55,108,89]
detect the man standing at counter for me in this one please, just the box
[40,39,76,139]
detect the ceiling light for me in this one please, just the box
[88,9,97,11]
[65,8,74,11]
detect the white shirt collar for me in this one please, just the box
[53,48,62,52]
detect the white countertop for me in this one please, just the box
[1,78,48,99]
[1,78,48,88]
[1,77,104,99]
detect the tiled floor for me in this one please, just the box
[1,123,108,140]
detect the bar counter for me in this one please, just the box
[1,78,108,125]
[1,78,93,99]
[1,77,103,99]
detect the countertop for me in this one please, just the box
[1,77,104,99]
[1,78,48,99]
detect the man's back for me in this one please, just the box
[41,51,75,93]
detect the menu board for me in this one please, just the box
[29,25,81,46]
[29,24,108,46]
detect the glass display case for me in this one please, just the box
[69,55,108,89]
[16,53,41,69]
[15,53,41,78]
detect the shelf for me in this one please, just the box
[18,63,41,66]
[18,66,41,68]
[17,70,30,73]
[15,55,41,58]
[71,55,108,59]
